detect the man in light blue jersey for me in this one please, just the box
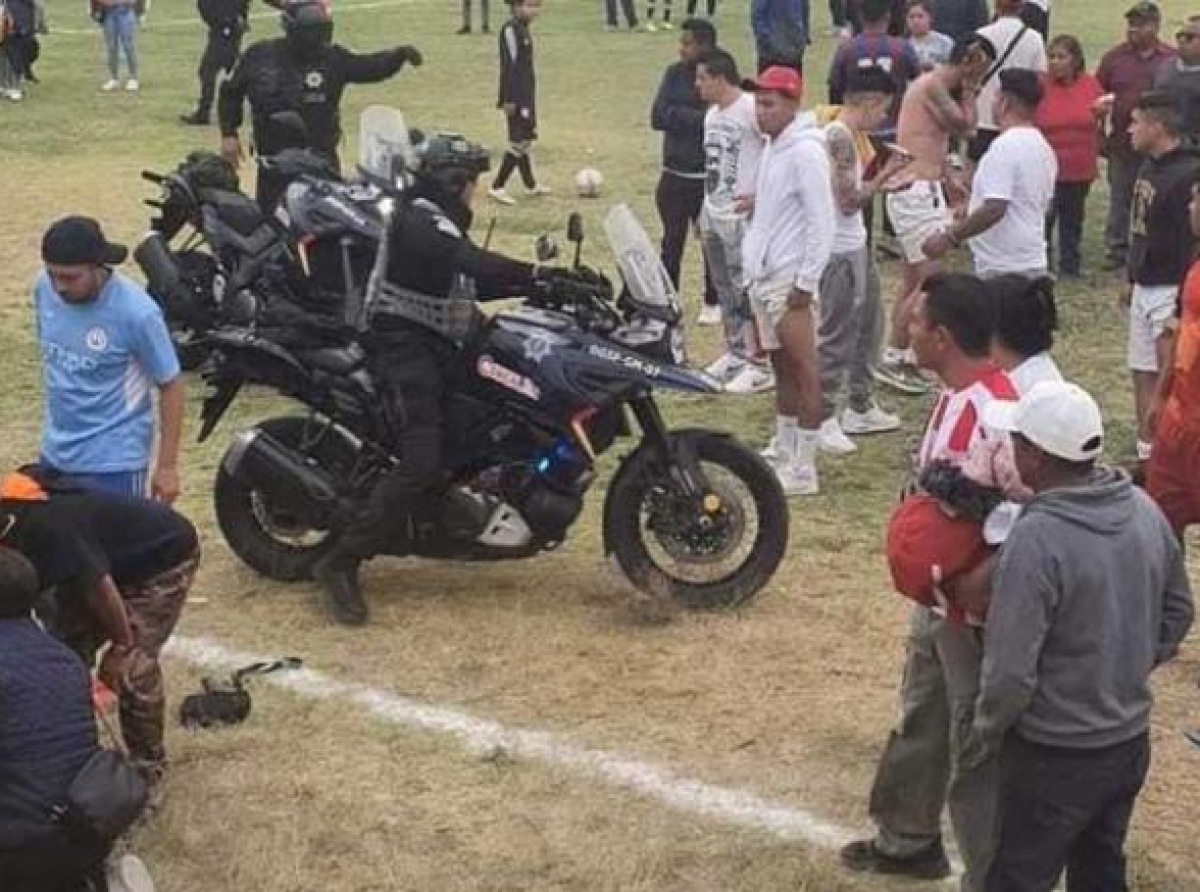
[34,217,184,503]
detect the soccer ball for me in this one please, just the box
[574,167,604,198]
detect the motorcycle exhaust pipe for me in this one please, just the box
[222,429,342,527]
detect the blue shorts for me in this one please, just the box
[38,464,148,500]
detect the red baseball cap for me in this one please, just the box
[743,66,804,100]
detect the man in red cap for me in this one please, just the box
[742,65,836,496]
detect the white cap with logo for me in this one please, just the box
[983,380,1105,462]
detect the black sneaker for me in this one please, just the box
[839,839,951,880]
[455,24,471,34]
[179,111,209,126]
[313,556,369,626]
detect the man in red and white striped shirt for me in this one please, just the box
[842,272,1018,890]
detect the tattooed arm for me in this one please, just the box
[925,79,976,138]
[826,123,867,216]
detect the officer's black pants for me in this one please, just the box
[337,338,446,561]
[196,32,240,119]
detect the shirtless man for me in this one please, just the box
[875,33,997,395]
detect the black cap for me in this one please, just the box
[41,216,128,267]
[1125,1,1161,23]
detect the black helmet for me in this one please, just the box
[413,131,491,194]
[281,0,332,55]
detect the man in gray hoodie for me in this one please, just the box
[975,380,1194,892]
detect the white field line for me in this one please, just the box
[167,634,860,851]
[50,0,414,36]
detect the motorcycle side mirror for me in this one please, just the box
[535,234,559,263]
[566,212,584,245]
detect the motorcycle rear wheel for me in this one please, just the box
[214,416,357,581]
[604,431,789,609]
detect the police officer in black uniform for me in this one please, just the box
[311,133,564,625]
[217,0,423,212]
[181,0,250,126]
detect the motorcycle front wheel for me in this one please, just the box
[603,431,789,609]
[214,416,357,582]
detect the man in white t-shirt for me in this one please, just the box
[971,0,1047,161]
[694,48,772,395]
[924,68,1056,279]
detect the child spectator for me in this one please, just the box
[905,0,951,71]
[489,0,549,205]
[1035,34,1103,278]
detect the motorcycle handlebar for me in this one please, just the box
[141,170,165,184]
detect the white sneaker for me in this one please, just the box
[696,304,721,326]
[125,79,140,92]
[528,183,552,196]
[102,79,120,91]
[760,436,785,464]
[841,404,901,435]
[644,20,659,31]
[4,89,22,101]
[724,363,775,394]
[704,351,745,382]
[818,417,857,456]
[107,854,156,892]
[775,460,819,496]
[488,187,516,205]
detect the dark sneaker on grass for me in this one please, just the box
[839,839,951,880]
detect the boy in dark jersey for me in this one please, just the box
[489,0,549,204]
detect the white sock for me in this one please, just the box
[775,415,798,454]
[794,428,819,466]
[882,346,906,365]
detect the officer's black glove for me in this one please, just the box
[396,45,423,68]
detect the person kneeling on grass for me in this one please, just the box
[0,466,199,804]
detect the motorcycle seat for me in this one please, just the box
[200,189,268,237]
[298,344,366,374]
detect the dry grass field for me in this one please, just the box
[1,0,1198,888]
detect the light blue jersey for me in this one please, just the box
[35,270,180,474]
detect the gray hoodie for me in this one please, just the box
[974,468,1194,751]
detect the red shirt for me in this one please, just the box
[1166,260,1200,432]
[1096,41,1176,155]
[1036,73,1104,183]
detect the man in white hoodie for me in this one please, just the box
[742,66,836,495]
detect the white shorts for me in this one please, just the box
[1127,283,1178,372]
[885,181,950,264]
[749,279,813,352]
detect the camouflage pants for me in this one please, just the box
[62,549,199,765]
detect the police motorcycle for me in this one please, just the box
[198,115,789,609]
[133,110,390,369]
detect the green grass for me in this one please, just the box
[1,2,1199,890]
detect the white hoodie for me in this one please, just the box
[742,114,836,296]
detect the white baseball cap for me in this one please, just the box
[983,380,1105,462]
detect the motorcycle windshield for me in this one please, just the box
[603,204,679,315]
[358,105,414,187]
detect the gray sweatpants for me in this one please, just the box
[817,246,882,419]
[867,607,998,892]
[700,219,751,357]
[1104,149,1140,262]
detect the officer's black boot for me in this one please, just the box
[312,549,369,626]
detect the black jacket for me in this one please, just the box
[0,620,98,850]
[384,190,536,309]
[928,0,988,41]
[218,38,408,158]
[1128,146,1200,286]
[497,18,535,114]
[650,61,706,176]
[198,0,248,36]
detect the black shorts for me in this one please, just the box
[506,108,538,144]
